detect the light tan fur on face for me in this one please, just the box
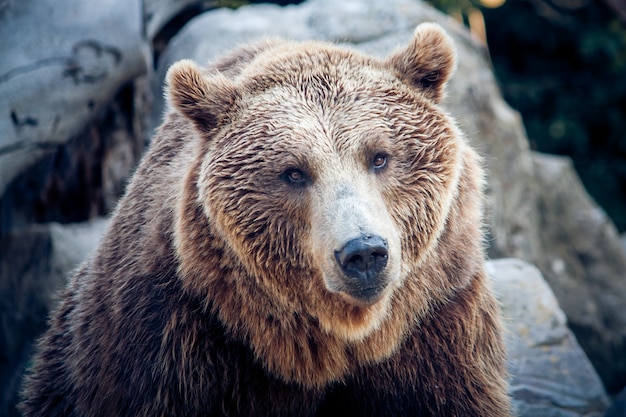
[304,132,402,340]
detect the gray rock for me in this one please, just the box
[0,219,108,416]
[532,152,626,391]
[0,0,148,196]
[144,0,204,40]
[48,219,109,282]
[488,258,610,417]
[0,77,149,237]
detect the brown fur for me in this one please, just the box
[20,23,512,416]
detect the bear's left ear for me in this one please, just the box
[386,23,457,103]
[166,59,241,134]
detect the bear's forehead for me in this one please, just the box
[214,42,442,158]
[234,47,418,130]
[234,84,399,153]
[238,43,402,100]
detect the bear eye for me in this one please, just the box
[372,154,387,170]
[283,168,307,186]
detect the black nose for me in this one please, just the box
[335,235,388,281]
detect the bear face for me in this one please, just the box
[169,24,466,386]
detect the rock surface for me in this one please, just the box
[531,152,626,392]
[0,220,108,417]
[489,258,610,417]
[144,0,203,40]
[151,0,626,391]
[0,0,148,197]
[0,78,149,237]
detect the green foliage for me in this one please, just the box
[427,0,626,232]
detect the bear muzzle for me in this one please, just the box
[334,234,391,306]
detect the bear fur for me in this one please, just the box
[21,23,512,416]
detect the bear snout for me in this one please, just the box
[334,235,390,304]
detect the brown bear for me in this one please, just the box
[20,23,512,416]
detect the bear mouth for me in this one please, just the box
[338,284,389,307]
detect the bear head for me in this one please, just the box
[168,23,466,386]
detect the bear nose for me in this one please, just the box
[335,235,388,281]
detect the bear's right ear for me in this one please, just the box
[166,59,240,133]
[386,23,457,103]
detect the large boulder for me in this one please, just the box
[144,0,202,40]
[151,0,626,391]
[0,78,150,237]
[0,0,148,198]
[531,152,626,392]
[490,259,610,417]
